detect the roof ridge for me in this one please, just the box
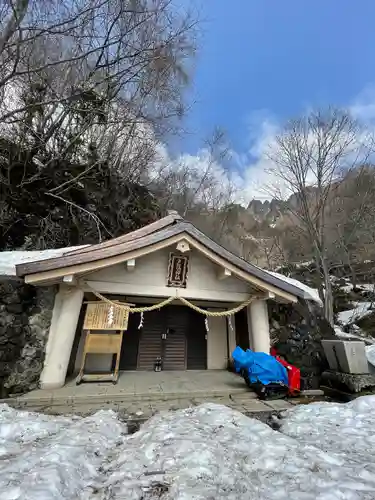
[63,213,182,258]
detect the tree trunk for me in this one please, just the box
[321,257,334,326]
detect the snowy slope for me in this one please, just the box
[338,302,374,325]
[366,345,375,367]
[2,400,375,499]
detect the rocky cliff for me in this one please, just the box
[0,279,56,397]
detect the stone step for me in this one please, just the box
[1,388,258,412]
[4,395,289,420]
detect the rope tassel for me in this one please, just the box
[205,317,209,332]
[138,311,144,330]
[228,315,234,331]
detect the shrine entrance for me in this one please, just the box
[119,305,207,371]
[18,213,303,391]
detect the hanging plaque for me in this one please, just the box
[83,302,129,330]
[167,253,189,288]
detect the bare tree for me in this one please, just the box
[266,108,368,325]
[328,166,375,284]
[0,0,196,127]
[151,128,235,216]
[0,0,197,191]
[0,0,198,248]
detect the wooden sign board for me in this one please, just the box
[167,253,189,288]
[83,302,129,330]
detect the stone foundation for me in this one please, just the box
[0,279,56,397]
[321,370,375,393]
[269,299,335,390]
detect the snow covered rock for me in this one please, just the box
[333,279,375,343]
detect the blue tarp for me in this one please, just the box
[232,346,288,386]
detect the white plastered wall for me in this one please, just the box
[85,247,252,302]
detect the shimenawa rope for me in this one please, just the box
[80,281,257,317]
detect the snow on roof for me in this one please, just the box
[0,246,87,277]
[267,270,322,304]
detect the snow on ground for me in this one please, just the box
[334,325,375,345]
[267,270,322,304]
[295,260,314,268]
[280,397,375,481]
[3,399,375,499]
[366,345,375,368]
[337,302,374,326]
[340,283,375,294]
[0,247,86,277]
[0,405,125,500]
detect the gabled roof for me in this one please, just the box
[15,213,309,301]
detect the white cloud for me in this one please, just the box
[238,117,282,202]
[159,86,375,207]
[350,86,375,123]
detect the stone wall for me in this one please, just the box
[0,279,56,397]
[269,299,335,390]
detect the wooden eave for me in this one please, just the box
[16,217,305,303]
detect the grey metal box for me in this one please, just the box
[321,340,369,374]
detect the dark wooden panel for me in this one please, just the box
[137,308,164,370]
[235,309,249,350]
[134,305,207,371]
[119,311,140,370]
[67,303,87,376]
[163,306,187,370]
[186,309,207,369]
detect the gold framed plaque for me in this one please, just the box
[83,302,129,331]
[167,253,189,288]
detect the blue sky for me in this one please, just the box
[171,0,375,199]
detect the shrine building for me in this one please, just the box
[15,212,309,389]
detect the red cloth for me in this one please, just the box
[270,348,300,395]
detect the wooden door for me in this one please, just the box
[137,308,164,370]
[162,306,188,370]
[119,310,140,370]
[135,305,205,371]
[186,308,207,369]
